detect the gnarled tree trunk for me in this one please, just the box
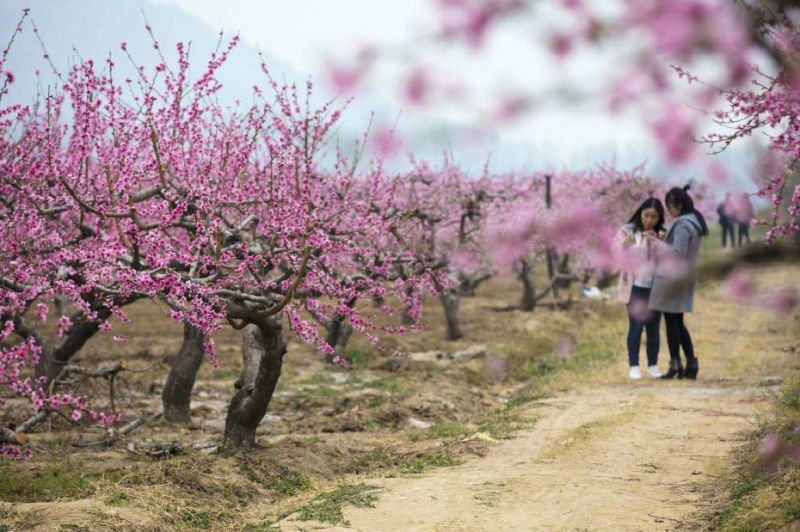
[324,297,356,362]
[546,249,560,298]
[519,258,536,311]
[223,318,285,452]
[440,288,463,341]
[27,294,140,382]
[325,319,354,362]
[161,322,205,424]
[30,307,113,381]
[458,271,492,296]
[518,257,562,312]
[554,253,573,291]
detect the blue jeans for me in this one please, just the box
[627,285,661,367]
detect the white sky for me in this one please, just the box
[2,0,762,183]
[148,0,661,162]
[150,0,438,75]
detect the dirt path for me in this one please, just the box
[334,382,762,531]
[280,267,798,531]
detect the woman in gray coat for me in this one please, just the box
[648,186,708,379]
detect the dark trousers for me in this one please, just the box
[664,312,695,365]
[627,285,661,367]
[721,222,735,247]
[738,223,750,246]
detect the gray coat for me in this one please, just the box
[649,213,704,313]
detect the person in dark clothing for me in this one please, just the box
[649,186,708,380]
[737,220,750,246]
[717,193,735,248]
[735,192,755,247]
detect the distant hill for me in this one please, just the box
[0,0,311,107]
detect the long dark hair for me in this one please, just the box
[665,185,709,235]
[627,197,665,233]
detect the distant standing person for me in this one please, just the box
[615,198,666,380]
[649,185,709,380]
[717,193,735,248]
[735,192,755,247]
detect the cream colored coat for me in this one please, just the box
[614,223,656,304]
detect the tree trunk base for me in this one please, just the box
[441,291,463,341]
[162,402,192,425]
[222,407,258,450]
[162,323,205,425]
[325,320,354,363]
[519,259,535,312]
[223,319,285,454]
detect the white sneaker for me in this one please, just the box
[646,365,662,378]
[629,366,642,379]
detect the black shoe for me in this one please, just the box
[661,360,684,379]
[684,358,699,380]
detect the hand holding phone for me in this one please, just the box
[623,229,635,245]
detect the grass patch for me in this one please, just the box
[0,459,125,502]
[506,390,551,408]
[243,523,280,532]
[368,376,409,396]
[352,449,395,470]
[105,491,130,506]
[272,473,311,496]
[367,395,384,408]
[512,360,554,382]
[773,378,800,432]
[0,507,12,532]
[708,376,800,530]
[0,507,13,532]
[505,337,555,382]
[501,332,618,389]
[397,453,461,474]
[287,484,380,526]
[407,423,470,442]
[303,435,323,446]
[344,347,373,367]
[698,223,769,265]
[465,366,490,387]
[181,508,211,529]
[477,410,535,439]
[351,448,461,475]
[566,335,618,374]
[211,369,241,379]
[237,458,312,497]
[424,423,470,440]
[728,472,767,503]
[307,385,345,398]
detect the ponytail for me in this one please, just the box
[665,186,709,236]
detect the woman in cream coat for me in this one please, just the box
[616,198,666,380]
